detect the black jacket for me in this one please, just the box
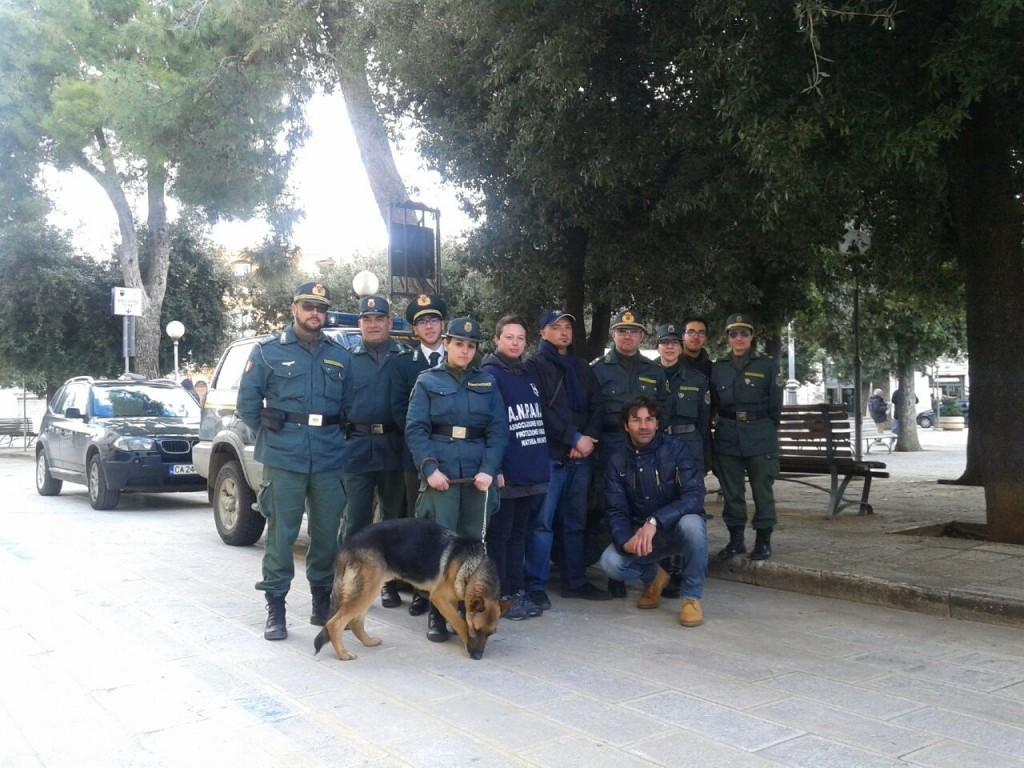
[605,432,705,552]
[526,348,602,461]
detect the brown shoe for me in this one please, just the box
[637,567,670,609]
[680,598,703,627]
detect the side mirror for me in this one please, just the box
[65,407,86,420]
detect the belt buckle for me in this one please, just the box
[308,413,323,427]
[451,425,467,439]
[736,411,748,422]
[371,423,384,435]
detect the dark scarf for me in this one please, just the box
[538,340,586,413]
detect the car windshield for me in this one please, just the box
[91,385,201,419]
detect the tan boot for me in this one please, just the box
[637,567,670,609]
[679,598,703,627]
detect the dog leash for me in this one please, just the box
[447,478,490,550]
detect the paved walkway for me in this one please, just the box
[3,432,1024,767]
[703,428,1024,628]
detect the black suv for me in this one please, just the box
[193,312,413,546]
[35,376,205,509]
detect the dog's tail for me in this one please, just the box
[313,627,328,655]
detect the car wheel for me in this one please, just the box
[917,414,934,429]
[87,455,120,510]
[35,449,62,496]
[213,459,264,546]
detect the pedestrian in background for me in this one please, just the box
[868,388,889,431]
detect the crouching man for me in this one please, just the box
[599,396,709,627]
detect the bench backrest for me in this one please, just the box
[778,404,853,460]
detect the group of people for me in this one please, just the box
[237,281,782,644]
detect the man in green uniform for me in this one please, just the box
[655,323,710,469]
[589,308,668,597]
[711,313,781,561]
[391,293,448,616]
[237,282,350,641]
[340,294,408,607]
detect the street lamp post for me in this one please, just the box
[785,321,799,405]
[165,321,185,382]
[352,270,380,298]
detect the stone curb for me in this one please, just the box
[709,557,1024,629]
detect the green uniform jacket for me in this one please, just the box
[659,358,711,463]
[710,352,781,457]
[342,339,405,472]
[391,347,443,471]
[405,364,509,480]
[237,326,350,474]
[591,349,668,457]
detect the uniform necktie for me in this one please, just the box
[429,351,440,367]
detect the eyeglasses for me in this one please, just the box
[299,302,328,314]
[727,329,752,339]
[684,329,707,338]
[415,316,442,326]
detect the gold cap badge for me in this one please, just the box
[312,283,326,298]
[622,311,635,324]
[417,294,430,306]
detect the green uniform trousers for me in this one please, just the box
[713,453,778,530]
[256,465,346,596]
[415,483,497,541]
[340,470,407,545]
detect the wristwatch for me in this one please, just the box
[645,516,658,529]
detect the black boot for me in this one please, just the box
[310,586,332,626]
[408,590,430,616]
[264,594,287,641]
[716,525,747,561]
[661,556,682,598]
[381,580,402,608]
[426,605,449,643]
[750,528,772,561]
[607,579,627,598]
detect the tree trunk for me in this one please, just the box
[564,226,588,352]
[336,49,409,225]
[894,359,921,452]
[944,98,1024,543]
[135,164,171,378]
[586,300,611,362]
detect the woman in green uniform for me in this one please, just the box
[405,317,509,641]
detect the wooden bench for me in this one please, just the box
[777,404,888,518]
[860,421,897,454]
[0,417,37,447]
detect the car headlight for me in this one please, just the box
[114,436,156,452]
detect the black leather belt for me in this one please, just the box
[666,424,697,435]
[717,409,769,422]
[432,425,485,440]
[283,412,340,426]
[347,422,396,435]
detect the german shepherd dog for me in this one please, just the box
[313,518,501,661]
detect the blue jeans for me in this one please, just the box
[599,515,709,600]
[525,458,592,592]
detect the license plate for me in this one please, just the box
[170,464,196,476]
